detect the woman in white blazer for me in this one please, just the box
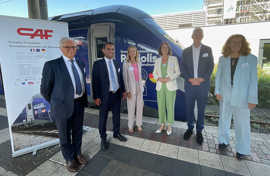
[123,46,144,133]
[215,34,258,160]
[153,42,180,135]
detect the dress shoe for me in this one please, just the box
[196,132,204,145]
[76,154,88,165]
[236,152,246,160]
[66,160,80,172]
[113,133,127,142]
[218,143,229,150]
[183,129,193,140]
[101,139,109,151]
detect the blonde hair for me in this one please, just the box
[222,34,251,57]
[158,42,172,56]
[127,45,139,63]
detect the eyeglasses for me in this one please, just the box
[62,46,78,49]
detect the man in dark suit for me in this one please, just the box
[92,42,127,151]
[180,27,214,145]
[40,38,88,172]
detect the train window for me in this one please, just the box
[96,37,107,58]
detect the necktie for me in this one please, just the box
[70,59,82,95]
[108,60,117,91]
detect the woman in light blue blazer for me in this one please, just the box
[215,34,258,160]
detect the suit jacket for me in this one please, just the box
[40,56,88,120]
[180,44,214,86]
[92,58,125,100]
[215,54,258,108]
[122,61,144,94]
[153,56,180,91]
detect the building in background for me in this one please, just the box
[204,0,270,25]
[203,0,224,25]
[152,10,206,30]
[153,0,270,29]
[152,0,270,68]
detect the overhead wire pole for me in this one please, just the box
[39,0,48,20]
[27,0,48,20]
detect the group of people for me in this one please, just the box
[40,27,258,173]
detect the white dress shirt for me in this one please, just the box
[192,44,201,78]
[62,55,85,98]
[104,57,119,91]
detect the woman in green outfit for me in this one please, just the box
[153,42,180,135]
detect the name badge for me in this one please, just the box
[129,67,134,71]
[202,53,208,58]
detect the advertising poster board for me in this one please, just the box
[0,15,68,157]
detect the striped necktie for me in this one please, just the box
[70,59,82,95]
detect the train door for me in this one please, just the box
[86,23,115,104]
[89,23,115,64]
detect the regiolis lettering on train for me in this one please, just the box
[120,50,159,66]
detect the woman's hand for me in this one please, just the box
[164,77,171,83]
[127,92,132,99]
[158,77,170,83]
[157,78,164,83]
[216,94,222,101]
[248,103,256,110]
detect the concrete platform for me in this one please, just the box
[0,107,269,176]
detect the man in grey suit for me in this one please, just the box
[180,27,214,145]
[41,38,88,172]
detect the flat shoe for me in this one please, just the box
[166,129,172,136]
[155,129,161,133]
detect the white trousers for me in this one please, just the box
[127,82,144,129]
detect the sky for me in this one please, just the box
[0,0,204,18]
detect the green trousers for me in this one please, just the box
[157,84,176,125]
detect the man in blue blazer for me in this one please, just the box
[180,27,214,145]
[92,42,127,151]
[41,38,88,172]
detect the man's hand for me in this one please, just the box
[216,94,222,101]
[248,103,256,110]
[189,78,200,86]
[122,92,127,99]
[95,98,101,106]
[197,78,205,83]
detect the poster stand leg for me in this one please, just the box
[12,126,92,158]
[12,139,59,158]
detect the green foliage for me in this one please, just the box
[209,65,270,108]
[209,65,218,104]
[257,67,270,108]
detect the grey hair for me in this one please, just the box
[192,27,203,36]
[59,37,75,47]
